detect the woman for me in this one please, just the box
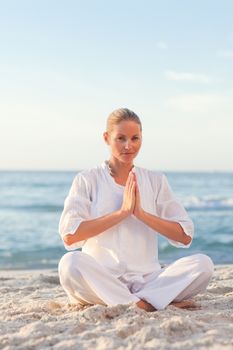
[58,108,214,312]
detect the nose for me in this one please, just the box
[124,140,131,149]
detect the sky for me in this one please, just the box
[0,0,232,171]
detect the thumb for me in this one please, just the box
[135,181,139,194]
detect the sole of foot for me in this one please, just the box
[171,299,201,310]
[136,299,156,312]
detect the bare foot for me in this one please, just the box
[136,299,156,312]
[170,299,201,310]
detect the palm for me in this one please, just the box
[133,174,142,217]
[121,172,136,215]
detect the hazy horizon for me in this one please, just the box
[1,1,233,172]
[0,168,232,173]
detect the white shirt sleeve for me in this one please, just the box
[156,173,194,248]
[58,172,92,251]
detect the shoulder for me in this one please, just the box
[76,163,104,179]
[72,163,105,187]
[135,165,165,186]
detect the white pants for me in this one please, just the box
[58,251,214,310]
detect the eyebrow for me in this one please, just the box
[116,133,140,137]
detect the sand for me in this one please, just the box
[0,265,233,350]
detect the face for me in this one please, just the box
[104,120,142,164]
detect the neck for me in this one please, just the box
[107,158,134,178]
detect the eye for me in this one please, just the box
[117,136,125,141]
[132,136,140,141]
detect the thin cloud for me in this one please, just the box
[167,93,231,114]
[157,41,168,50]
[165,70,211,84]
[217,50,233,59]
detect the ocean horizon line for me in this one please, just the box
[0,169,233,173]
[1,262,232,272]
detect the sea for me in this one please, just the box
[0,170,232,270]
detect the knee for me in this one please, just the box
[194,253,214,278]
[58,251,82,277]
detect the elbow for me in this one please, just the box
[182,233,192,246]
[63,234,74,246]
[177,222,193,246]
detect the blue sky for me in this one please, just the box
[0,0,232,171]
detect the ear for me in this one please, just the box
[103,131,110,145]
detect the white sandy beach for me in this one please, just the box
[0,265,233,350]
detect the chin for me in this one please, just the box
[120,155,137,163]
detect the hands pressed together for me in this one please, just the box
[64,168,190,246]
[120,171,191,245]
[121,170,143,219]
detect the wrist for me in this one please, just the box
[134,207,145,220]
[118,208,130,220]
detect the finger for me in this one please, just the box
[134,183,138,197]
[127,173,134,189]
[131,171,136,180]
[130,181,136,198]
[125,177,131,193]
[135,183,140,200]
[125,174,131,187]
[126,172,133,186]
[129,176,136,193]
[128,179,134,194]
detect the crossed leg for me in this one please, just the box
[58,251,214,312]
[134,253,214,310]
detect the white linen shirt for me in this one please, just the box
[58,161,194,280]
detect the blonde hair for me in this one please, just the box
[106,108,142,133]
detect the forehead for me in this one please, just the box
[112,120,141,134]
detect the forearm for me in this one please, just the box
[64,209,128,246]
[136,210,192,245]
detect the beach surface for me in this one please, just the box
[0,265,233,350]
